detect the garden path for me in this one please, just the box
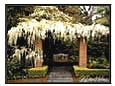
[47,66,73,82]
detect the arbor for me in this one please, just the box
[6,6,110,79]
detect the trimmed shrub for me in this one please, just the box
[73,66,110,78]
[28,66,48,78]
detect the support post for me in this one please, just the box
[35,38,43,67]
[79,38,87,68]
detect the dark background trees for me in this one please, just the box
[7,6,34,32]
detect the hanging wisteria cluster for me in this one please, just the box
[8,19,109,46]
[11,47,43,63]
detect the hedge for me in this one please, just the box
[73,66,110,78]
[28,66,48,78]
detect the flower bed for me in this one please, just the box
[28,66,48,78]
[73,66,110,78]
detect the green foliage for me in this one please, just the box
[69,56,78,62]
[87,37,110,69]
[95,6,110,26]
[7,6,34,31]
[7,55,28,80]
[73,66,110,78]
[57,6,83,23]
[88,56,110,69]
[28,66,48,78]
[7,46,33,80]
[58,6,110,25]
[88,38,108,57]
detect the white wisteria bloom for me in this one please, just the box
[8,19,109,47]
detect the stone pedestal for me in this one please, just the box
[79,39,87,68]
